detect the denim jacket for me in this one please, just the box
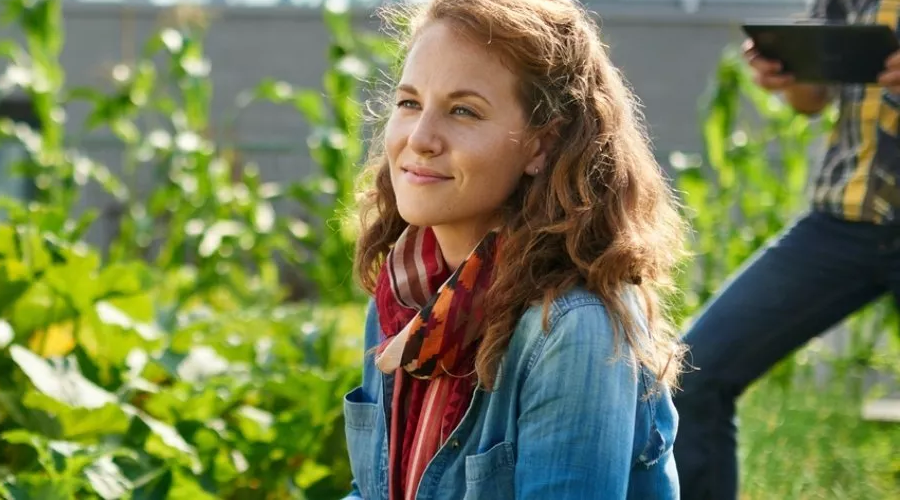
[342,287,680,499]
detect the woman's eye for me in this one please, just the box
[396,99,420,110]
[451,106,479,118]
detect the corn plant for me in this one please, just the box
[0,1,379,498]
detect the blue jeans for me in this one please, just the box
[673,210,900,500]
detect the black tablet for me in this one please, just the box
[741,22,900,84]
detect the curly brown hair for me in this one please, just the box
[354,0,687,390]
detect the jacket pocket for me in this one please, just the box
[344,386,380,499]
[463,441,516,500]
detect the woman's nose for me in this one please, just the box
[407,112,444,157]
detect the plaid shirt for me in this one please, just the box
[809,0,900,223]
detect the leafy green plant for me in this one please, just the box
[2,0,389,305]
[228,5,396,304]
[671,46,835,321]
[0,0,382,498]
[0,224,365,499]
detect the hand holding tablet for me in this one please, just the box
[878,51,900,94]
[741,22,900,85]
[742,38,797,91]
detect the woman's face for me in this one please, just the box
[385,20,544,238]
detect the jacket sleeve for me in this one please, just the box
[515,304,639,499]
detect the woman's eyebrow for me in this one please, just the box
[397,83,493,107]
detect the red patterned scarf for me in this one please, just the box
[374,225,499,500]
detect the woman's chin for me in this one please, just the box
[398,212,445,228]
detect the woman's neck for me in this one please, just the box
[431,222,496,270]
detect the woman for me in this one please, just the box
[343,0,686,498]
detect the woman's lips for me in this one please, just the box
[402,166,452,185]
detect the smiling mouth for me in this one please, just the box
[401,167,452,185]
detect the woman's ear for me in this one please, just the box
[524,120,561,177]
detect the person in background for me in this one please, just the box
[674,1,900,498]
[341,0,688,498]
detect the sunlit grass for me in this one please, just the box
[739,369,900,499]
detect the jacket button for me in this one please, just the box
[449,438,460,449]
